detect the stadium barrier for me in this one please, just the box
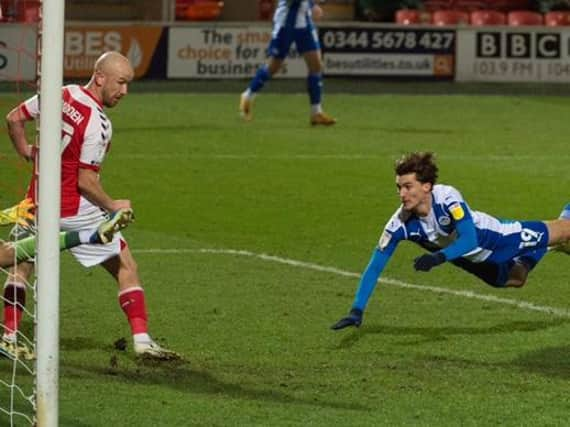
[0,24,36,81]
[317,24,455,79]
[63,24,165,79]
[2,22,570,83]
[168,23,456,79]
[168,24,308,78]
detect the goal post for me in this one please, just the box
[36,0,65,426]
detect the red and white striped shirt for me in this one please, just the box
[21,85,112,218]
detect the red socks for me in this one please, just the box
[4,284,149,339]
[118,287,148,335]
[3,283,26,336]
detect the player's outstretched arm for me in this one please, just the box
[331,245,396,330]
[331,308,363,330]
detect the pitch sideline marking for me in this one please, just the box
[134,248,570,319]
[115,153,570,161]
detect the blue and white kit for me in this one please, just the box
[268,0,320,59]
[381,184,548,264]
[352,184,549,310]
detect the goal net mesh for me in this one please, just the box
[0,1,41,425]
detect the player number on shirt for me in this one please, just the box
[61,121,75,153]
[519,228,543,249]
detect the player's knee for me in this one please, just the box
[116,248,139,279]
[267,60,282,75]
[123,257,138,275]
[308,60,323,74]
[6,263,33,284]
[0,247,13,269]
[505,278,527,288]
[505,262,529,288]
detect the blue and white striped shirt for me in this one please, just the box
[273,0,315,35]
[380,184,530,263]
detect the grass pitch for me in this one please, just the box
[1,85,569,426]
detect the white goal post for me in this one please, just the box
[36,0,65,426]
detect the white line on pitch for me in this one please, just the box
[114,153,570,161]
[134,248,570,319]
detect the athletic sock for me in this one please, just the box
[3,282,26,336]
[310,104,322,115]
[118,286,148,337]
[133,332,151,345]
[13,232,85,264]
[307,73,323,106]
[13,236,36,264]
[77,229,94,244]
[249,64,271,93]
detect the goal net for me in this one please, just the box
[0,1,48,425]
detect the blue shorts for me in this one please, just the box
[485,221,549,264]
[267,26,320,59]
[453,246,547,287]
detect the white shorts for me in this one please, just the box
[60,202,126,268]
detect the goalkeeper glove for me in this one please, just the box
[413,252,446,272]
[330,308,362,330]
[0,198,35,226]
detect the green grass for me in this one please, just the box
[1,88,569,426]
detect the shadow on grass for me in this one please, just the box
[410,345,570,381]
[335,319,567,349]
[333,320,569,381]
[513,345,570,380]
[61,336,104,351]
[62,357,369,413]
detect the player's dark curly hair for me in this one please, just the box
[395,152,438,185]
